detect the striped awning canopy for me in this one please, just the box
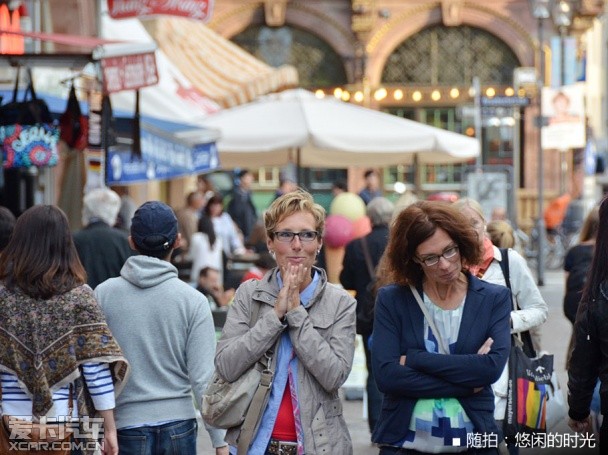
[142,17,298,108]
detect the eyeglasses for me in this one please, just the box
[273,230,319,243]
[417,245,459,267]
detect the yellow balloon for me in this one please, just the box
[329,192,366,221]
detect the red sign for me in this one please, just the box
[0,5,24,54]
[107,0,214,21]
[101,52,159,93]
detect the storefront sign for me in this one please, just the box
[106,123,219,184]
[101,52,159,93]
[481,96,530,108]
[107,0,214,21]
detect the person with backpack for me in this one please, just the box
[340,197,394,438]
[453,198,548,453]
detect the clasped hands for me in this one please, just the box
[274,263,308,320]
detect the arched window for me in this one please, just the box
[233,25,347,88]
[382,25,520,85]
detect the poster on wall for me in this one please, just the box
[541,84,586,150]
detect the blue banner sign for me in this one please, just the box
[106,122,219,184]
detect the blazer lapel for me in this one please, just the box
[404,285,426,349]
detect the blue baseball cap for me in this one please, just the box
[130,201,178,252]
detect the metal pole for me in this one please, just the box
[559,29,568,195]
[473,76,483,170]
[536,16,546,286]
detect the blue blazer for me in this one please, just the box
[371,274,511,446]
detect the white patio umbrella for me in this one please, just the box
[201,89,480,169]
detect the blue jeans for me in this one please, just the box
[117,419,198,455]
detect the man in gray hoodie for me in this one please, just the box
[95,201,228,455]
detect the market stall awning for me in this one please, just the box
[100,12,221,124]
[141,17,298,108]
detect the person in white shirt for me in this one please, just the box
[189,215,224,284]
[453,198,548,451]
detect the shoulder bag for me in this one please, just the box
[0,384,74,454]
[498,248,565,441]
[202,302,276,450]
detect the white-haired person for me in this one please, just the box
[73,187,134,289]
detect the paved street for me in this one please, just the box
[196,269,600,454]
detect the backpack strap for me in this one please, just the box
[360,237,376,279]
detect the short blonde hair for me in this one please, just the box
[486,220,515,249]
[264,189,326,240]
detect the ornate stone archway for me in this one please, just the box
[366,4,535,87]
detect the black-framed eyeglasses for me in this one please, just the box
[418,245,459,267]
[273,230,319,243]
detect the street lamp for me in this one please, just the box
[529,0,550,286]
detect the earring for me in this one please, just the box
[317,249,321,255]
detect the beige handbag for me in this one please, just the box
[202,302,276,453]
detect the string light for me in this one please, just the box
[354,91,364,102]
[431,90,441,101]
[333,87,343,99]
[412,91,422,102]
[450,88,460,98]
[374,87,388,101]
[315,89,325,98]
[393,89,404,101]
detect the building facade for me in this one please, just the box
[208,0,606,225]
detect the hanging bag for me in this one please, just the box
[0,68,59,169]
[59,83,88,151]
[497,248,562,443]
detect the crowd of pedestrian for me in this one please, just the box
[0,170,607,454]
